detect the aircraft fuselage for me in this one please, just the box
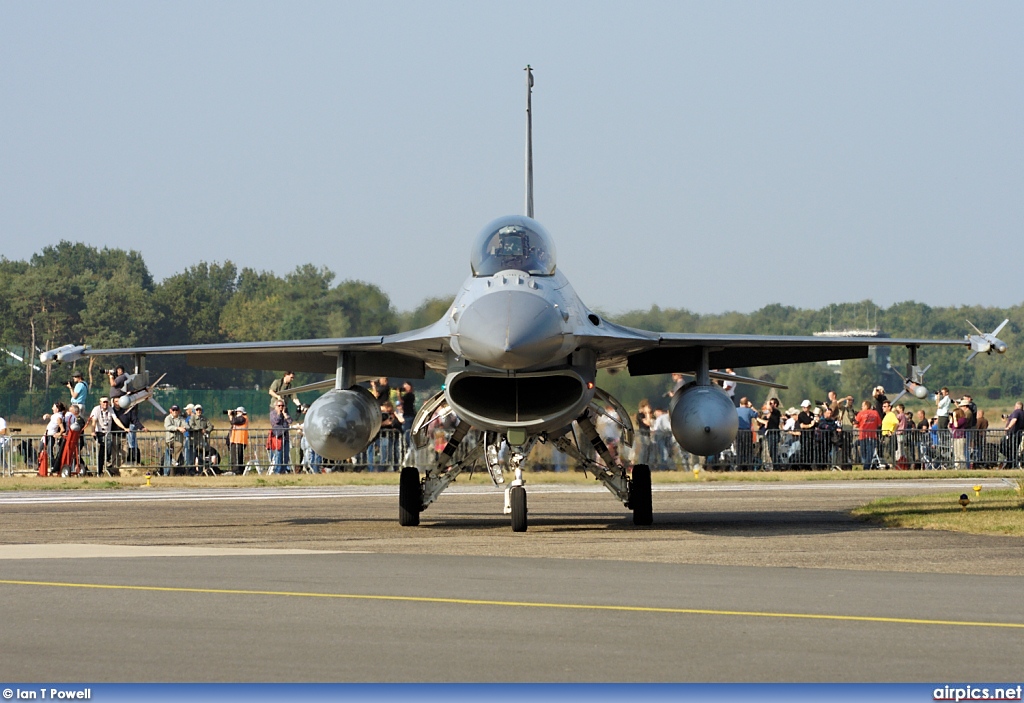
[435,215,604,434]
[444,267,598,434]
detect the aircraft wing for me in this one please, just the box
[576,321,989,376]
[42,320,453,380]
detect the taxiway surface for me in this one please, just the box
[0,479,1021,681]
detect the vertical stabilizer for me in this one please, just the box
[524,65,534,218]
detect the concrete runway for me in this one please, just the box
[0,478,1022,682]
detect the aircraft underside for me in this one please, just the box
[403,381,650,532]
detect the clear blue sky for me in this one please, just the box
[2,1,1021,315]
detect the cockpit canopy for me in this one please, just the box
[471,215,557,277]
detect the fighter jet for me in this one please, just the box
[41,68,1009,531]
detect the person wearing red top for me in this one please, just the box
[854,400,882,468]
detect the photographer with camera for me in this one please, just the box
[756,397,782,467]
[269,371,307,414]
[1000,401,1024,468]
[187,405,214,475]
[794,400,817,468]
[268,400,293,474]
[105,366,129,402]
[872,385,888,421]
[935,387,952,430]
[825,390,854,425]
[370,377,391,403]
[815,406,843,468]
[227,406,249,473]
[67,371,88,410]
[372,400,401,471]
[163,405,187,475]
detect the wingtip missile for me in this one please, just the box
[55,344,88,363]
[39,344,86,365]
[965,319,1009,360]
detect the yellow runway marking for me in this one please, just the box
[1,578,1022,630]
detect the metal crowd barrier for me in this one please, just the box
[10,427,476,476]
[706,428,1024,471]
[119,427,423,475]
[4,426,1023,476]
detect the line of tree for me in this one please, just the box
[1,242,1020,413]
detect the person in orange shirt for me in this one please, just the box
[854,400,882,469]
[228,406,249,474]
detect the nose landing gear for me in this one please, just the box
[508,485,528,532]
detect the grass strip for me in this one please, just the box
[853,485,1024,536]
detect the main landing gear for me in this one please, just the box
[550,411,654,527]
[628,464,653,526]
[395,405,654,531]
[398,466,421,527]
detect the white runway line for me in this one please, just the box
[0,478,1013,505]
[0,543,368,560]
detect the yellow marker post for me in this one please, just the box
[145,472,152,487]
[973,485,982,498]
[692,467,700,480]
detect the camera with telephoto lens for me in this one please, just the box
[97,368,109,376]
[223,409,232,415]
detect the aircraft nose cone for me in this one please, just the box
[457,291,565,370]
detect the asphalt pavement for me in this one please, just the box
[0,479,1021,681]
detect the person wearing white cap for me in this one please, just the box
[796,400,816,467]
[187,404,214,475]
[935,387,952,430]
[163,405,187,475]
[228,406,249,473]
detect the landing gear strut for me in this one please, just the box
[397,416,484,527]
[548,411,655,526]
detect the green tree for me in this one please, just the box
[151,262,239,388]
[324,281,398,337]
[400,297,454,331]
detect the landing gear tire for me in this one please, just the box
[398,466,421,527]
[630,464,653,526]
[510,485,527,532]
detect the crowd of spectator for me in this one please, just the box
[723,385,1024,471]
[37,369,143,476]
[19,362,1024,477]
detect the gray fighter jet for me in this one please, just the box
[40,68,1008,531]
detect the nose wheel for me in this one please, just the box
[509,485,528,532]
